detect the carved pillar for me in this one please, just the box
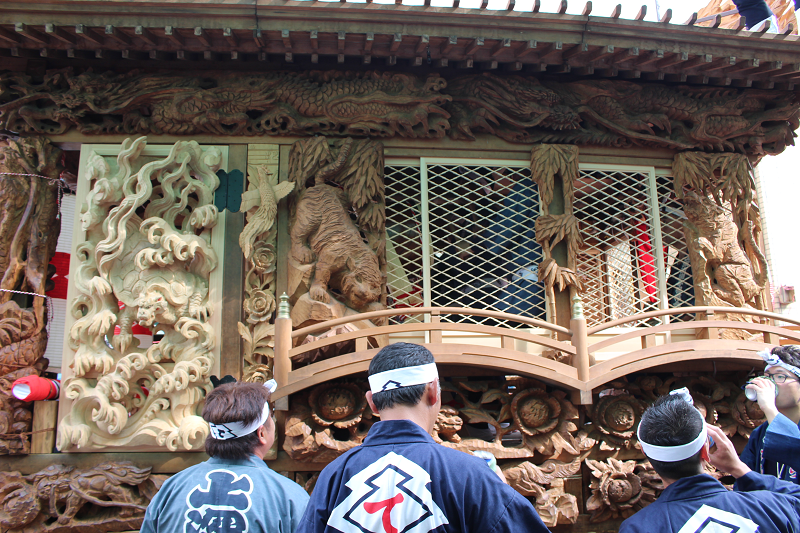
[672,152,768,338]
[530,145,584,335]
[57,137,222,451]
[238,145,289,383]
[0,136,63,455]
[285,137,386,350]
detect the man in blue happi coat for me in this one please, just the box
[620,389,800,533]
[141,380,309,533]
[742,345,800,483]
[297,342,550,533]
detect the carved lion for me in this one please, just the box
[432,406,463,443]
[290,184,382,312]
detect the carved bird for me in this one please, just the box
[239,165,295,259]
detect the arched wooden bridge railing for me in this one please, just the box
[271,298,800,404]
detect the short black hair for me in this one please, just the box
[638,394,705,480]
[368,343,435,411]
[772,345,800,369]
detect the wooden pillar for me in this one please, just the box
[273,293,292,410]
[30,400,58,454]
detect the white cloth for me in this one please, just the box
[760,349,800,379]
[208,379,277,440]
[368,363,438,394]
[638,387,707,462]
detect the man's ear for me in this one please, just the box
[700,442,710,463]
[426,379,440,406]
[366,391,379,415]
[257,424,270,446]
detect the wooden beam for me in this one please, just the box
[504,60,523,71]
[390,33,402,53]
[698,56,736,73]
[194,27,211,47]
[634,5,647,21]
[586,44,614,63]
[75,24,104,46]
[465,37,484,57]
[681,53,712,69]
[656,51,688,69]
[481,59,498,70]
[164,26,184,47]
[223,27,238,48]
[105,25,131,46]
[723,58,759,75]
[660,8,672,23]
[441,35,458,55]
[710,14,722,28]
[633,49,663,67]
[416,34,429,54]
[609,47,638,65]
[253,29,264,48]
[364,32,373,53]
[338,31,346,51]
[562,42,588,61]
[768,63,800,78]
[311,30,319,50]
[45,24,77,46]
[557,0,568,14]
[15,23,48,46]
[281,29,292,52]
[537,41,562,63]
[490,38,511,57]
[609,4,622,18]
[581,1,592,16]
[531,0,540,13]
[135,26,157,46]
[0,27,22,45]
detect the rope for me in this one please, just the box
[0,172,66,220]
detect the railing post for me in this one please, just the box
[570,295,593,405]
[273,293,292,410]
[696,309,718,340]
[430,309,442,344]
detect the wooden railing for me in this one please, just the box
[271,296,800,404]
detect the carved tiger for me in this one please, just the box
[290,184,382,312]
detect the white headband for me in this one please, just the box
[368,363,438,394]
[638,387,708,462]
[208,379,277,441]
[759,349,800,379]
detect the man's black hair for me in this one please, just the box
[368,342,435,411]
[638,394,705,480]
[772,345,800,369]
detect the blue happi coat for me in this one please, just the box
[741,413,800,483]
[620,472,800,533]
[141,455,309,533]
[297,419,550,533]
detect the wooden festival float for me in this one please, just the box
[1,0,800,531]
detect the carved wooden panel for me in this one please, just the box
[0,137,62,455]
[0,70,797,157]
[283,371,765,526]
[0,461,166,532]
[57,138,228,451]
[287,138,386,348]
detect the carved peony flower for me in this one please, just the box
[308,383,366,429]
[585,459,660,523]
[588,393,647,449]
[243,290,275,324]
[512,389,561,436]
[252,244,277,275]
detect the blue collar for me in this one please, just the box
[657,474,729,502]
[362,419,436,446]
[207,455,268,469]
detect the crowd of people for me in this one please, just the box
[139,342,800,532]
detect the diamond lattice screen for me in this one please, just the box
[656,174,695,322]
[425,163,545,327]
[575,169,662,327]
[385,165,425,324]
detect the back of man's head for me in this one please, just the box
[369,342,435,411]
[638,394,705,480]
[203,381,271,460]
[773,344,800,368]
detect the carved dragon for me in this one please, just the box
[0,69,451,139]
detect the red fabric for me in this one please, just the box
[46,252,70,300]
[635,221,658,304]
[12,376,59,401]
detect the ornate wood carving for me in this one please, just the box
[673,153,769,339]
[0,461,165,532]
[585,459,663,523]
[57,137,220,451]
[0,136,62,455]
[238,150,293,377]
[530,145,584,329]
[502,459,583,527]
[1,70,797,156]
[287,137,386,340]
[284,381,373,462]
